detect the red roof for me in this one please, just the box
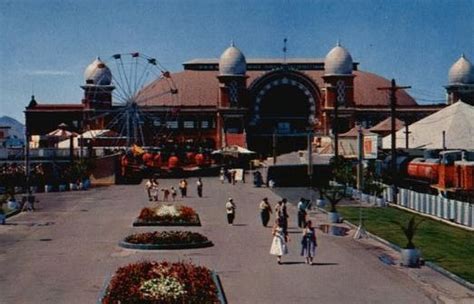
[340,126,376,138]
[137,69,417,108]
[369,117,405,132]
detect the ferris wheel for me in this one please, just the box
[86,52,178,147]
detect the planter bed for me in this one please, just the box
[133,205,201,227]
[119,231,213,250]
[99,261,225,304]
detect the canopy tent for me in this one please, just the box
[382,101,474,150]
[46,123,78,140]
[57,129,119,148]
[369,117,405,137]
[212,145,256,156]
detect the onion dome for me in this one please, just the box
[219,42,246,76]
[448,54,474,85]
[324,42,353,75]
[84,57,112,85]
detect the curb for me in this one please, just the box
[96,274,111,304]
[425,262,474,291]
[212,271,228,304]
[5,209,21,219]
[132,221,201,227]
[132,215,201,227]
[97,269,225,303]
[119,240,214,250]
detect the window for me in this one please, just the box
[153,119,161,127]
[166,121,179,129]
[277,122,290,134]
[184,121,194,129]
[201,120,209,129]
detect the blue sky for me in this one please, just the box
[1,0,473,122]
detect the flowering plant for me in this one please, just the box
[137,204,199,225]
[125,231,209,245]
[101,261,219,303]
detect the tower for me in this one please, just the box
[216,43,248,147]
[81,57,114,110]
[445,54,474,105]
[322,43,356,134]
[81,57,115,130]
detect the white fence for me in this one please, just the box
[383,187,474,228]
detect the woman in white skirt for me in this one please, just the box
[270,219,289,264]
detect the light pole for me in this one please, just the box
[354,124,367,239]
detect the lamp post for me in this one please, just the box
[354,124,367,239]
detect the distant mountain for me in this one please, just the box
[0,116,25,140]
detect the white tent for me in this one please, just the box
[212,145,256,155]
[57,129,114,148]
[382,101,474,150]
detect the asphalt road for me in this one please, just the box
[0,176,472,303]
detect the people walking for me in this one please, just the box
[150,178,160,201]
[270,219,289,264]
[145,178,157,201]
[196,178,203,198]
[259,197,272,227]
[161,188,170,201]
[219,167,225,184]
[225,198,236,225]
[301,220,317,265]
[170,186,177,201]
[275,199,289,233]
[179,179,188,198]
[297,198,307,228]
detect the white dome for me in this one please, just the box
[448,54,474,85]
[84,57,112,85]
[324,43,353,75]
[219,43,246,76]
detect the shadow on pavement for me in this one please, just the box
[312,262,339,266]
[280,261,306,265]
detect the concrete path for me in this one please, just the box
[0,176,472,303]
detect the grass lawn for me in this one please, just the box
[337,206,474,283]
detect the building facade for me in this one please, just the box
[25,43,470,155]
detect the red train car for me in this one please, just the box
[407,158,439,183]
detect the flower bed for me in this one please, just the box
[133,204,201,226]
[119,231,213,250]
[100,261,224,303]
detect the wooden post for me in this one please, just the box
[377,79,411,204]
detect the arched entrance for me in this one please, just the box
[247,70,321,155]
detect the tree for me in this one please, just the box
[320,185,345,213]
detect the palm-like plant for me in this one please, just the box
[392,216,425,249]
[320,185,345,213]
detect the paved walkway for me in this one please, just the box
[0,176,472,303]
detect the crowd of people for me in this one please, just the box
[228,192,317,265]
[268,197,317,265]
[219,167,245,185]
[144,177,205,202]
[142,173,318,266]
